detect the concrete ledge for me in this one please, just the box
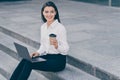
[0,74,7,80]
[0,43,63,80]
[0,68,9,79]
[0,26,120,80]
[96,67,120,80]
[0,29,100,80]
[67,55,120,80]
[0,44,18,60]
[67,55,94,75]
[0,26,40,48]
[0,43,99,80]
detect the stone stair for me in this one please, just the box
[0,73,7,80]
[0,50,49,80]
[0,0,120,80]
[0,31,100,80]
[0,25,120,80]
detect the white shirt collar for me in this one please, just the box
[45,19,58,28]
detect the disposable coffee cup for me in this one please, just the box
[49,34,56,45]
[49,34,56,38]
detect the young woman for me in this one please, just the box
[10,1,69,80]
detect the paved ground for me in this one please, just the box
[70,0,120,7]
[0,0,120,79]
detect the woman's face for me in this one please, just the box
[43,6,56,23]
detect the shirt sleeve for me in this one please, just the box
[57,25,69,54]
[37,44,45,55]
[36,25,45,55]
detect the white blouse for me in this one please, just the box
[37,19,69,55]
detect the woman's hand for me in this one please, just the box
[30,52,39,58]
[50,38,58,49]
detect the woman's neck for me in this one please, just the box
[47,20,54,27]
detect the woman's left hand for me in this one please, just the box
[50,38,58,49]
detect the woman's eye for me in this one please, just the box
[44,10,55,14]
[51,11,54,13]
[45,11,49,13]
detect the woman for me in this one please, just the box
[10,1,69,80]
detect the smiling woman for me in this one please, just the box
[10,1,69,80]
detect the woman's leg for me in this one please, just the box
[10,54,66,80]
[17,59,32,80]
[10,59,32,80]
[10,59,27,80]
[32,54,66,72]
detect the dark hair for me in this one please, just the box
[41,1,61,23]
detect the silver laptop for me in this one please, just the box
[14,42,46,62]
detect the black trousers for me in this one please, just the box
[10,54,66,80]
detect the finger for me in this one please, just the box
[35,53,39,56]
[31,53,36,57]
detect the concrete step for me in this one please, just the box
[0,29,100,80]
[0,0,120,79]
[1,23,120,80]
[51,64,100,80]
[0,50,49,80]
[0,50,100,80]
[0,32,63,80]
[0,73,7,80]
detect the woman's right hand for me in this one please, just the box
[30,52,39,58]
